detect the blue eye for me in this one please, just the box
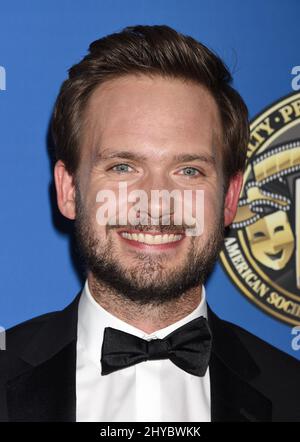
[180,167,201,177]
[111,164,133,173]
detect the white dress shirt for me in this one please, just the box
[76,279,211,422]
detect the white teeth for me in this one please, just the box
[120,232,183,244]
[153,235,161,244]
[137,233,144,243]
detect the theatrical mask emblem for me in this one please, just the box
[246,210,294,271]
[220,92,300,325]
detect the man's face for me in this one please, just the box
[72,74,231,305]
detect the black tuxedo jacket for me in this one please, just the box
[0,292,299,422]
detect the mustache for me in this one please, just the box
[106,223,191,234]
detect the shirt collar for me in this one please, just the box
[77,279,208,367]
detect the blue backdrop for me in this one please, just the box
[0,0,299,359]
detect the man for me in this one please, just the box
[0,24,299,422]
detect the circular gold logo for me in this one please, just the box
[220,92,300,325]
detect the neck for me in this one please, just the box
[87,272,203,334]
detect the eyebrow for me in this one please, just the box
[173,153,216,166]
[94,149,216,167]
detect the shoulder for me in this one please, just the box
[5,310,60,348]
[207,303,300,395]
[0,293,81,368]
[228,318,299,370]
[0,311,60,369]
[208,305,300,419]
[208,305,300,409]
[208,304,299,367]
[0,310,59,381]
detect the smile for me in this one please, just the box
[119,231,184,245]
[265,249,283,261]
[116,228,186,251]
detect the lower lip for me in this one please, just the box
[117,232,185,251]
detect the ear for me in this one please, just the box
[54,160,76,220]
[224,171,243,227]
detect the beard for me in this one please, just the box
[74,188,225,306]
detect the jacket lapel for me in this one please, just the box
[207,305,272,421]
[5,294,80,422]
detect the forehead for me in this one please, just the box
[82,74,222,161]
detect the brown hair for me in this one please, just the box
[51,24,249,186]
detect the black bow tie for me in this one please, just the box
[100,316,212,377]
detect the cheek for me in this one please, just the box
[77,191,107,239]
[203,194,223,227]
[191,206,220,245]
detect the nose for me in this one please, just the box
[132,170,179,226]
